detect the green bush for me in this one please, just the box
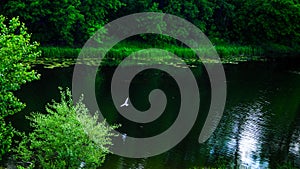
[14,88,118,169]
[0,15,40,160]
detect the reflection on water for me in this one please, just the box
[13,61,300,169]
[225,99,269,168]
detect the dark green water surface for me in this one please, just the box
[12,61,300,168]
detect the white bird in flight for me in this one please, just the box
[122,133,127,142]
[120,97,129,107]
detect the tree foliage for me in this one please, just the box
[14,88,118,169]
[0,15,40,160]
[1,0,299,47]
[231,0,300,45]
[2,0,123,46]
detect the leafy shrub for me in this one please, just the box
[14,88,118,169]
[0,15,40,160]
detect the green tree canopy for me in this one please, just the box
[0,15,40,160]
[1,0,299,47]
[3,0,123,46]
[231,0,300,45]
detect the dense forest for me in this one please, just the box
[1,0,299,49]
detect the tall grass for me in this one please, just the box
[40,45,264,58]
[39,42,299,65]
[40,47,80,58]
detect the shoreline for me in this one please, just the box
[33,43,300,68]
[39,43,300,60]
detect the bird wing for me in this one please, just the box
[120,97,129,107]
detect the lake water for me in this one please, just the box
[12,61,300,169]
